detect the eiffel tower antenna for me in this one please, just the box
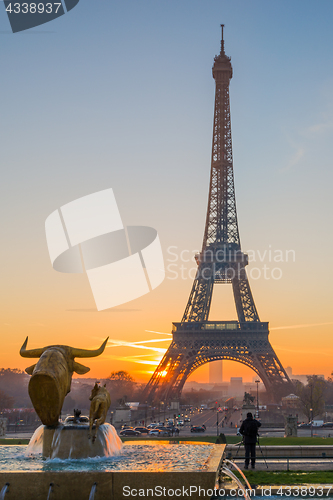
[221,24,225,54]
[141,26,293,404]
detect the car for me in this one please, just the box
[119,429,141,436]
[154,426,172,436]
[322,422,333,428]
[149,429,163,436]
[147,423,157,429]
[121,425,134,430]
[297,423,311,428]
[184,417,191,422]
[134,427,150,434]
[177,420,184,426]
[190,426,205,433]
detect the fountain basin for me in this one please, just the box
[43,423,122,459]
[0,441,225,499]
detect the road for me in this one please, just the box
[175,408,241,437]
[173,409,333,438]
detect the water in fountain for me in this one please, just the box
[221,466,251,500]
[25,421,122,459]
[1,442,215,472]
[0,483,9,499]
[223,459,251,490]
[88,482,97,500]
[46,482,53,500]
[25,425,44,455]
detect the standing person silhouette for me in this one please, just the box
[239,412,261,469]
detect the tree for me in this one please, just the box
[0,389,14,411]
[104,371,137,407]
[0,368,30,408]
[62,395,76,412]
[108,371,134,382]
[70,383,93,412]
[295,375,325,421]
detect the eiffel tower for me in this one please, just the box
[142,26,293,404]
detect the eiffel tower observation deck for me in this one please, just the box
[141,26,293,404]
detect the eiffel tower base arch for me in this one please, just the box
[141,322,293,405]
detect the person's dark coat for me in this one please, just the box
[239,415,261,444]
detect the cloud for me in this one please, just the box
[280,145,305,172]
[274,345,331,357]
[106,338,168,354]
[145,330,172,336]
[66,308,141,312]
[131,339,172,345]
[104,354,163,366]
[103,335,171,366]
[307,121,333,134]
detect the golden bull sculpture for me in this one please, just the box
[20,337,109,427]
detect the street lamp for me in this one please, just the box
[145,401,148,427]
[161,402,165,423]
[309,379,313,438]
[310,408,313,438]
[255,379,260,418]
[216,401,219,437]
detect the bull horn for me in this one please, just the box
[20,337,46,358]
[71,337,109,358]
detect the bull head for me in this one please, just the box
[20,337,108,427]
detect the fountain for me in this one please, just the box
[0,483,9,499]
[0,338,226,499]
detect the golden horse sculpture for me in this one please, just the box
[88,383,111,442]
[20,337,109,427]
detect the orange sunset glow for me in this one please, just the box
[1,5,333,392]
[3,261,333,384]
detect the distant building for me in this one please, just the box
[282,393,300,409]
[291,374,325,385]
[229,377,243,397]
[283,367,325,385]
[209,360,223,384]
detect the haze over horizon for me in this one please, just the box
[1,1,333,385]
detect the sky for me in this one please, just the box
[1,0,333,385]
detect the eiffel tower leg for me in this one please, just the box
[232,267,260,322]
[182,267,214,322]
[252,353,294,399]
[140,343,184,403]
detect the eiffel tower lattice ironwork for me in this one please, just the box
[142,26,293,404]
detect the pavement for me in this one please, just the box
[4,432,32,440]
[232,458,333,471]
